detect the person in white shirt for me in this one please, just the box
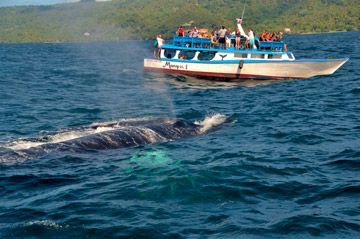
[218,26,227,49]
[156,34,164,58]
[192,27,199,38]
[248,29,256,49]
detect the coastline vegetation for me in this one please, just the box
[0,0,358,43]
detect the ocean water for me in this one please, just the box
[0,31,359,238]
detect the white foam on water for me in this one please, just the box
[195,113,227,133]
[26,220,68,229]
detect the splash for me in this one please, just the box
[26,220,69,229]
[195,113,227,133]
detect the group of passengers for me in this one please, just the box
[153,24,285,58]
[260,31,283,42]
[176,25,284,50]
[178,26,207,38]
[209,26,257,50]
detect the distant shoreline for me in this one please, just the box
[0,30,358,44]
[293,30,350,35]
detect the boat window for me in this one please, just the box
[268,54,282,59]
[178,50,196,60]
[164,49,177,59]
[234,53,248,58]
[198,51,216,61]
[250,54,265,59]
[287,53,294,59]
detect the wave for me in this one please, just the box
[195,113,227,133]
[267,215,360,236]
[350,87,360,94]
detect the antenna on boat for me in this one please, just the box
[236,1,248,38]
[241,1,246,19]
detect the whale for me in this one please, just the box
[0,114,226,163]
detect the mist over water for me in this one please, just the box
[0,31,359,238]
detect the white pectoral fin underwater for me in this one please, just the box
[0,114,227,163]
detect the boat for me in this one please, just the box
[144,19,348,80]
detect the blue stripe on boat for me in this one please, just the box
[161,44,287,55]
[149,58,348,64]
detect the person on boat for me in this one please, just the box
[235,28,241,49]
[177,26,185,37]
[226,29,231,48]
[266,32,272,41]
[228,28,235,48]
[153,36,158,58]
[260,31,268,41]
[226,36,231,48]
[255,35,260,49]
[192,27,199,38]
[211,31,218,47]
[156,34,164,58]
[218,26,227,49]
[248,29,256,49]
[278,32,283,42]
[270,32,277,41]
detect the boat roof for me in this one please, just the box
[162,36,289,54]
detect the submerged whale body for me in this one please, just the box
[0,115,226,163]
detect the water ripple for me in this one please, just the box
[0,32,359,238]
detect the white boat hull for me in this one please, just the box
[144,58,348,79]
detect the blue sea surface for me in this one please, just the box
[0,32,359,238]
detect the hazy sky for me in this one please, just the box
[0,0,80,7]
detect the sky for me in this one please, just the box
[0,0,78,7]
[0,0,111,7]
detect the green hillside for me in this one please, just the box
[0,0,358,43]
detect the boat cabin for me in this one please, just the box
[159,36,295,62]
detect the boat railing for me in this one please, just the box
[172,36,285,52]
[173,36,212,48]
[258,41,285,52]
